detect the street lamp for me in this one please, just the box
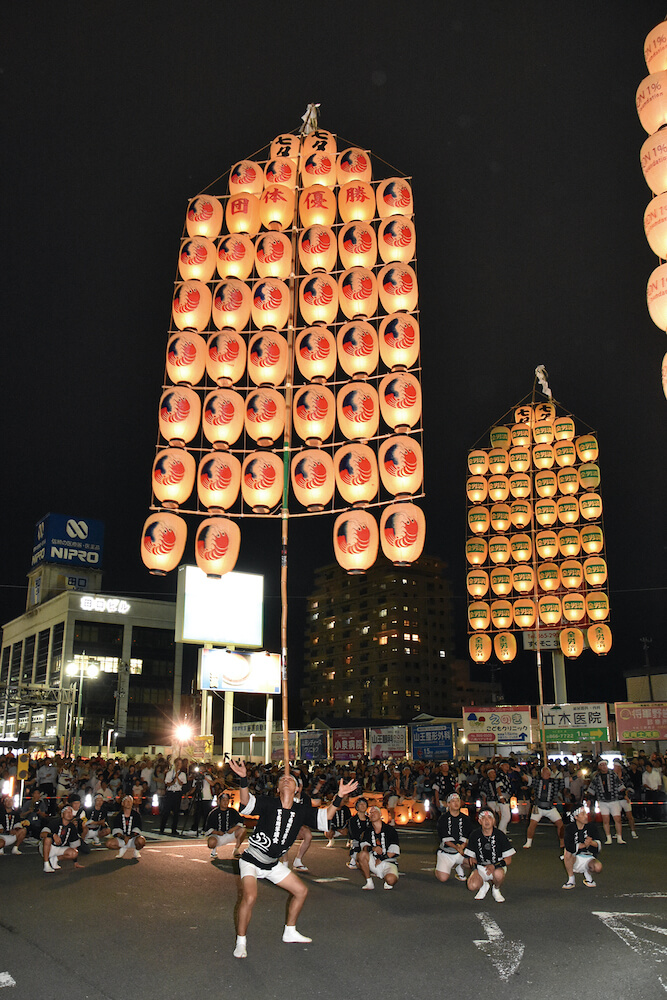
[66,659,100,758]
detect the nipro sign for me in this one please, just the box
[32,514,105,568]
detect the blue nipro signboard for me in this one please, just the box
[411,723,454,760]
[32,514,105,569]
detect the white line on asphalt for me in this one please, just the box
[473,912,525,982]
[0,972,16,988]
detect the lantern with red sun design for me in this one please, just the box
[378,264,419,313]
[378,435,423,497]
[293,385,336,444]
[247,332,288,387]
[338,222,377,270]
[336,147,372,185]
[251,279,290,330]
[379,373,421,431]
[380,502,425,565]
[172,280,212,332]
[206,331,246,386]
[152,448,196,508]
[301,151,336,188]
[299,274,339,326]
[254,232,292,279]
[202,388,244,449]
[229,160,264,196]
[141,513,187,575]
[195,517,241,578]
[179,237,217,282]
[333,510,378,574]
[241,452,283,513]
[298,226,337,273]
[334,444,379,506]
[166,333,206,386]
[378,217,416,264]
[216,234,254,280]
[291,449,335,510]
[338,268,378,320]
[158,387,201,445]
[264,157,298,191]
[295,327,337,383]
[186,196,223,239]
[211,279,251,332]
[376,178,413,218]
[244,388,286,446]
[197,452,241,511]
[336,382,379,441]
[337,321,378,378]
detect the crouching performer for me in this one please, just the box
[228,759,357,959]
[106,795,146,859]
[561,804,603,889]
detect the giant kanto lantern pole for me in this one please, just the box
[142,106,425,766]
[466,368,610,762]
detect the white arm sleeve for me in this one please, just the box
[239,793,257,816]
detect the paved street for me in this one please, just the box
[1,819,666,1000]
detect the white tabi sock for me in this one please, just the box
[233,936,247,959]
[282,926,312,944]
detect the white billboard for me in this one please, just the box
[176,566,263,647]
[199,649,280,694]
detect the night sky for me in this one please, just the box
[3,3,666,714]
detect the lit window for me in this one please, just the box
[327,621,335,630]
[439,650,446,658]
[361,625,370,634]
[405,690,411,697]
[412,634,419,642]
[379,608,387,618]
[327,671,335,680]
[403,605,409,611]
[379,636,388,646]
[404,647,411,655]
[404,633,410,641]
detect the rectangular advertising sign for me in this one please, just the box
[411,723,453,760]
[299,731,328,761]
[32,513,105,569]
[615,702,667,741]
[463,706,531,745]
[271,731,296,760]
[332,728,365,761]
[369,726,406,759]
[199,649,280,695]
[538,703,608,742]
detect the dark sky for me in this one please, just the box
[3,2,666,710]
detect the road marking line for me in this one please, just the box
[0,972,16,988]
[473,912,525,982]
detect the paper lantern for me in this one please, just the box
[535,529,558,559]
[194,517,240,578]
[579,492,603,520]
[378,217,416,264]
[376,178,413,218]
[467,570,489,597]
[179,237,217,282]
[255,232,292,279]
[581,525,604,554]
[251,279,290,330]
[299,225,337,273]
[586,592,610,621]
[212,279,251,331]
[198,451,241,511]
[338,180,375,222]
[229,160,263,196]
[488,536,510,564]
[538,595,562,626]
[508,446,530,472]
[533,420,554,444]
[513,598,536,629]
[335,444,379,505]
[535,470,557,498]
[575,435,599,463]
[648,262,667,329]
[488,476,509,502]
[558,527,581,557]
[299,274,339,325]
[241,452,284,512]
[293,385,336,444]
[158,387,201,445]
[468,602,490,631]
[468,449,489,475]
[299,186,337,227]
[379,373,421,431]
[206,331,246,386]
[469,634,492,662]
[560,628,584,658]
[337,321,378,378]
[562,596,586,624]
[538,563,561,592]
[510,499,532,528]
[560,560,584,589]
[152,448,196,508]
[535,498,557,526]
[247,332,288,387]
[490,600,513,630]
[336,147,372,185]
[245,388,286,445]
[508,473,531,498]
[494,632,517,662]
[378,264,418,313]
[514,404,533,426]
[270,134,301,159]
[295,327,337,382]
[511,566,534,594]
[338,222,377,270]
[380,502,426,565]
[553,416,575,441]
[636,72,667,133]
[217,234,255,279]
[467,506,490,535]
[466,476,488,503]
[172,280,212,332]
[186,196,223,238]
[557,468,579,495]
[466,537,488,565]
[264,157,298,191]
[260,184,295,231]
[337,382,379,441]
[489,503,511,532]
[556,496,579,525]
[166,332,206,385]
[554,441,576,467]
[489,426,511,449]
[533,444,555,470]
[588,623,612,655]
[583,556,608,587]
[291,449,335,510]
[535,402,555,423]
[339,268,378,321]
[302,129,337,156]
[488,448,509,475]
[379,435,421,498]
[141,513,187,575]
[202,388,244,448]
[578,463,601,491]
[510,423,532,448]
[333,509,379,575]
[640,131,667,194]
[225,193,261,236]
[490,567,512,596]
[301,151,336,188]
[644,193,667,257]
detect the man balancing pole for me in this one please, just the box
[228,758,357,959]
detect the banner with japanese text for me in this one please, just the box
[369,726,407,759]
[463,706,531,745]
[299,731,328,761]
[411,723,454,759]
[538,703,608,742]
[615,702,667,741]
[332,728,365,761]
[271,731,296,760]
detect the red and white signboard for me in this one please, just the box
[615,702,667,742]
[463,706,532,745]
[369,726,406,759]
[332,728,365,761]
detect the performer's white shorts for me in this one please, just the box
[476,863,504,883]
[207,830,240,847]
[239,858,291,885]
[0,833,17,846]
[112,829,142,842]
[435,850,464,875]
[598,800,622,816]
[571,853,597,874]
[619,799,633,814]
[49,844,74,859]
[369,856,399,881]
[531,806,562,823]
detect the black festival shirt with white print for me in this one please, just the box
[360,822,400,862]
[45,817,80,847]
[564,820,601,856]
[206,806,242,833]
[111,809,143,837]
[0,808,19,833]
[241,794,322,868]
[437,811,473,852]
[465,828,515,867]
[348,813,371,846]
[527,775,564,807]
